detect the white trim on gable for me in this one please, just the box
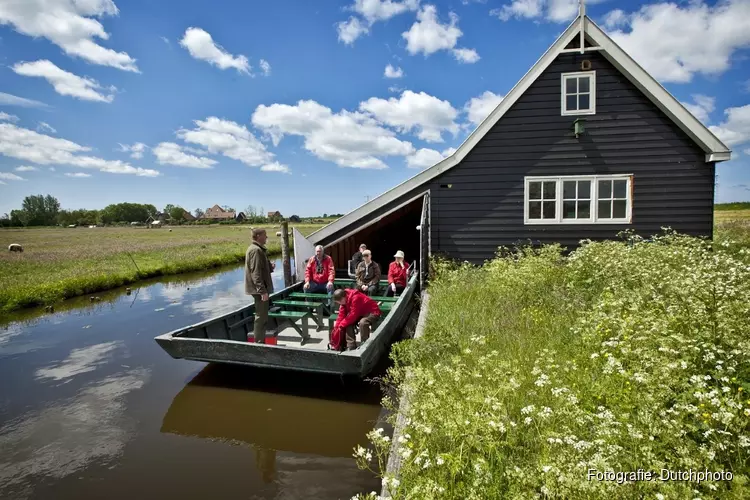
[307,15,731,245]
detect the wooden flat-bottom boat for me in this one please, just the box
[154,270,418,377]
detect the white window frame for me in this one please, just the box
[524,174,632,225]
[561,71,596,116]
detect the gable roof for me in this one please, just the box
[308,14,731,245]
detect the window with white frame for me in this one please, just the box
[524,175,631,224]
[561,71,595,116]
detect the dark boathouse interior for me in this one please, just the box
[323,197,423,276]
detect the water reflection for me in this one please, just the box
[161,364,382,458]
[35,341,123,382]
[0,368,150,496]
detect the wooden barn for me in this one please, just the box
[296,11,731,286]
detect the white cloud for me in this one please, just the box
[12,60,116,103]
[160,36,170,45]
[0,92,48,108]
[252,99,415,169]
[65,172,92,178]
[492,0,606,23]
[602,8,628,29]
[0,181,5,185]
[152,142,217,169]
[402,5,479,62]
[359,90,459,142]
[260,59,271,76]
[337,0,420,44]
[177,117,284,171]
[0,0,138,72]
[681,94,715,124]
[606,0,750,84]
[0,172,25,181]
[406,147,455,168]
[337,17,370,45]
[15,165,38,172]
[37,122,56,134]
[117,142,147,159]
[0,112,19,122]
[452,47,480,63]
[0,123,159,176]
[384,64,404,78]
[179,27,250,74]
[464,91,505,126]
[709,104,750,147]
[260,161,290,173]
[49,167,55,171]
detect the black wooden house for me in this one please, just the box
[297,12,731,284]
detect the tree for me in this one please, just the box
[168,206,187,221]
[322,213,328,218]
[163,204,175,215]
[289,214,301,222]
[0,213,9,227]
[245,205,257,217]
[194,208,205,219]
[20,194,60,226]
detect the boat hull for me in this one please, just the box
[154,274,418,377]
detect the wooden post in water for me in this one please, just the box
[280,221,293,287]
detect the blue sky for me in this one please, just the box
[1,0,749,218]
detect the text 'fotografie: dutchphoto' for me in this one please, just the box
[588,469,734,484]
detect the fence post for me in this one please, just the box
[280,221,293,287]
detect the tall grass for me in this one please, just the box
[0,224,321,312]
[356,230,750,499]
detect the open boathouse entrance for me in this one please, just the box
[296,192,430,289]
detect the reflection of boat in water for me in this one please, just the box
[160,365,383,459]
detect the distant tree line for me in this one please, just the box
[715,202,750,211]
[0,194,323,228]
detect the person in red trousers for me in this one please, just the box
[386,250,409,297]
[329,288,381,351]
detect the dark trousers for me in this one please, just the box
[252,294,269,343]
[386,284,405,297]
[359,284,379,296]
[345,313,379,350]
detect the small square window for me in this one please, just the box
[562,72,595,116]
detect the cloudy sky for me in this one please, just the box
[1,0,749,217]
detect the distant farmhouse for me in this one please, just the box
[268,211,283,221]
[201,204,245,222]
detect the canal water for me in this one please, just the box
[0,260,384,500]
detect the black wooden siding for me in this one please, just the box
[320,50,714,264]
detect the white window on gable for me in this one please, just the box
[524,175,631,225]
[561,71,596,116]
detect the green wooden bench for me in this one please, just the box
[272,299,325,330]
[268,310,312,343]
[290,292,398,303]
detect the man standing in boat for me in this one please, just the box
[245,228,275,344]
[330,288,381,351]
[303,245,335,296]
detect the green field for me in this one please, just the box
[0,224,323,313]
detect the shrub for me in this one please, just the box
[356,230,750,499]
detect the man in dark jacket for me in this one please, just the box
[350,243,367,275]
[355,250,381,295]
[245,228,275,343]
[330,288,381,351]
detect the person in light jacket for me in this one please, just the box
[386,250,409,297]
[245,228,275,343]
[355,250,381,296]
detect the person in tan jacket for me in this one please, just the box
[245,228,275,343]
[355,250,381,296]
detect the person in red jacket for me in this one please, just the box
[386,250,409,297]
[330,288,381,351]
[304,245,335,296]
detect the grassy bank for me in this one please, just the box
[0,224,322,313]
[357,228,750,498]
